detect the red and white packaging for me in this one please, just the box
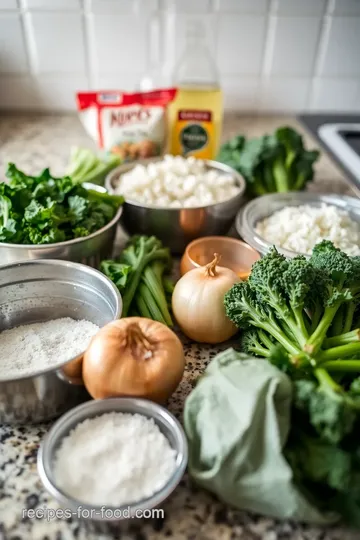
[76,88,177,161]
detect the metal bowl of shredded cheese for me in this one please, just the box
[0,259,122,424]
[38,397,188,532]
[236,192,360,258]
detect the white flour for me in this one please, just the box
[0,317,99,379]
[53,412,177,506]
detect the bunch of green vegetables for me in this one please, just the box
[217,126,320,196]
[101,235,174,326]
[0,163,123,244]
[224,241,360,526]
[65,146,121,185]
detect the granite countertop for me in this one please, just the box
[0,113,358,540]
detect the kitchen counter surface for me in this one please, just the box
[0,113,358,540]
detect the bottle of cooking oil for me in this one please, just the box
[168,19,223,159]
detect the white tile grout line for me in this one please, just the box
[306,0,334,110]
[257,0,278,111]
[82,0,94,89]
[18,0,38,75]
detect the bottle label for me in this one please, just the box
[174,109,214,158]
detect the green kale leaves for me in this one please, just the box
[0,163,123,245]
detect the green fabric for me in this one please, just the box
[183,348,338,524]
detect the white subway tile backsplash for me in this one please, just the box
[0,14,28,74]
[214,0,269,14]
[23,0,82,10]
[0,0,18,9]
[0,74,88,110]
[95,73,146,90]
[28,13,86,74]
[259,78,311,111]
[34,74,89,109]
[0,0,360,112]
[91,13,153,74]
[168,0,211,13]
[269,17,322,76]
[320,17,360,76]
[332,0,360,17]
[276,0,326,17]
[217,15,266,75]
[222,77,259,110]
[88,0,158,14]
[311,78,360,111]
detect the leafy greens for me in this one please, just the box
[217,126,320,196]
[0,163,124,245]
[101,235,174,326]
[224,241,360,526]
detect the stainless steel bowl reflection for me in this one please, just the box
[105,159,246,253]
[0,259,122,424]
[38,397,188,534]
[0,183,122,267]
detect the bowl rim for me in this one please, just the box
[105,157,246,211]
[37,397,188,521]
[0,183,123,250]
[236,191,360,258]
[183,235,261,269]
[0,259,122,382]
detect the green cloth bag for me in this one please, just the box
[183,348,338,524]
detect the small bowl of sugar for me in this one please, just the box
[37,397,188,533]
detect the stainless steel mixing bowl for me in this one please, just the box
[38,397,188,534]
[0,183,122,267]
[0,259,122,424]
[105,159,246,253]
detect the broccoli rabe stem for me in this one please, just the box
[318,342,360,362]
[135,290,152,319]
[121,239,170,316]
[258,330,274,350]
[323,328,360,349]
[142,261,173,326]
[321,359,360,373]
[308,303,322,334]
[136,283,167,325]
[273,156,289,192]
[254,319,300,356]
[246,343,271,357]
[305,304,342,354]
[343,302,356,334]
[314,367,342,392]
[292,307,309,342]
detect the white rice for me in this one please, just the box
[255,203,360,256]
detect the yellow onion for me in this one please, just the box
[83,317,185,404]
[172,253,239,343]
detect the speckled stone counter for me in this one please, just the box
[0,114,358,540]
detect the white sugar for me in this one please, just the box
[53,412,177,506]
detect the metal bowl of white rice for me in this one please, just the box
[0,259,122,424]
[236,192,360,258]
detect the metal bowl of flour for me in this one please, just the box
[38,397,188,534]
[0,260,121,424]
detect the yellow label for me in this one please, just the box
[167,87,223,160]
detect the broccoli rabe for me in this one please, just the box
[224,241,360,527]
[217,126,320,196]
[101,235,173,325]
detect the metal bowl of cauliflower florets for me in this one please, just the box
[105,156,246,253]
